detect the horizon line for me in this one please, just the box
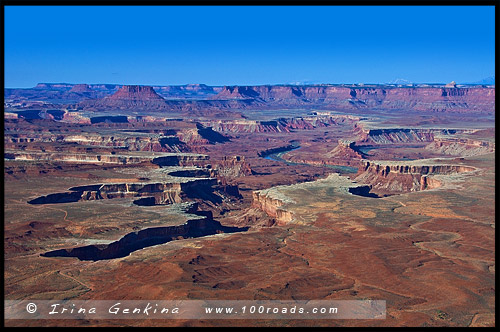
[6,80,496,89]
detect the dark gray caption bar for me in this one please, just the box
[5,300,386,320]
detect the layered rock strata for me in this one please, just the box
[211,156,253,180]
[211,85,495,113]
[356,127,470,144]
[28,178,218,205]
[6,151,209,166]
[326,140,365,160]
[79,85,169,110]
[201,115,356,133]
[354,159,476,193]
[425,137,495,157]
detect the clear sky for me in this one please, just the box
[4,5,495,88]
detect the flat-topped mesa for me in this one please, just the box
[6,151,209,166]
[201,119,283,133]
[4,121,228,153]
[425,137,495,157]
[79,85,171,110]
[252,174,373,225]
[109,85,166,101]
[354,124,481,145]
[69,84,93,93]
[28,178,218,205]
[211,84,495,113]
[4,133,188,153]
[355,159,476,193]
[359,160,476,176]
[7,152,154,164]
[200,115,350,134]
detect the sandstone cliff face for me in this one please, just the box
[420,175,443,190]
[4,133,187,153]
[211,85,495,113]
[212,156,253,180]
[252,191,294,226]
[355,127,463,144]
[203,119,287,133]
[9,152,151,164]
[354,160,476,193]
[359,160,476,176]
[4,123,228,153]
[425,137,495,157]
[353,126,494,157]
[79,85,169,110]
[29,178,218,205]
[326,140,364,160]
[61,111,92,124]
[8,83,494,113]
[152,154,210,166]
[109,85,165,101]
[202,115,356,134]
[7,151,209,166]
[211,86,262,100]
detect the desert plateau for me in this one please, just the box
[4,81,495,327]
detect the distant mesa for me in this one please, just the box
[34,83,74,90]
[69,84,93,93]
[78,85,169,110]
[109,85,166,101]
[8,81,496,114]
[213,86,262,99]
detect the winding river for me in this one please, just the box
[261,145,358,174]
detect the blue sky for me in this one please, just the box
[4,5,495,88]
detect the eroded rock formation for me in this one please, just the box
[326,140,365,160]
[425,137,495,157]
[28,177,219,205]
[211,156,253,181]
[79,85,170,110]
[252,190,295,226]
[252,174,373,225]
[202,115,357,133]
[356,127,464,144]
[354,160,476,193]
[41,206,248,261]
[211,85,495,113]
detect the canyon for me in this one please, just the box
[4,82,495,328]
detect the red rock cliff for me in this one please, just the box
[212,85,495,113]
